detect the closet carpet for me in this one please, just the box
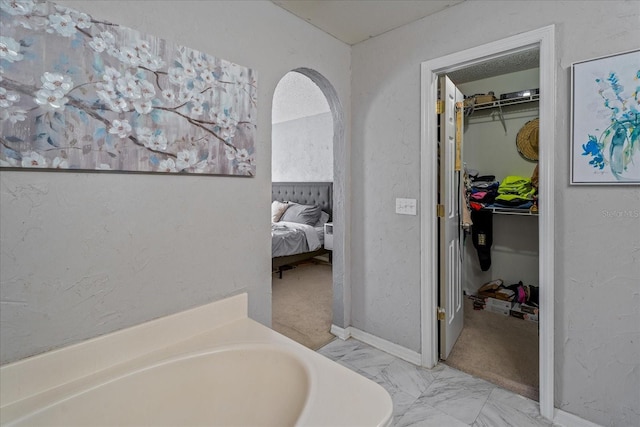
[272,260,335,351]
[445,298,539,401]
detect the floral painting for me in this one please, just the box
[571,49,639,184]
[0,0,257,176]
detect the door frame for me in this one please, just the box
[419,25,556,419]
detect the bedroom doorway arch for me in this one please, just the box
[271,68,348,348]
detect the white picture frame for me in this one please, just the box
[570,49,639,185]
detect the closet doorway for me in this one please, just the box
[420,26,556,420]
[440,63,541,401]
[271,69,345,351]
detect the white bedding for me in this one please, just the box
[271,221,323,258]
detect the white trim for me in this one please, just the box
[331,325,422,366]
[420,25,556,419]
[553,409,602,427]
[330,324,350,340]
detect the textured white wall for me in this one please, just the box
[272,71,330,124]
[272,72,333,182]
[350,1,639,425]
[0,0,350,364]
[272,112,333,182]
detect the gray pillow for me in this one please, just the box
[280,202,322,226]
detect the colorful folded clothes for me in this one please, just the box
[497,175,536,200]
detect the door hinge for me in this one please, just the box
[437,204,445,218]
[437,307,446,321]
[436,100,444,114]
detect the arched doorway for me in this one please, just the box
[271,68,347,348]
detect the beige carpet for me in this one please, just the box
[272,260,335,350]
[445,298,539,401]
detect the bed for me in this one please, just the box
[272,182,333,278]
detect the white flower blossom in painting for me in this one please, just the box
[235,148,250,163]
[182,64,197,79]
[70,10,91,29]
[158,158,177,173]
[99,30,116,46]
[47,13,76,37]
[220,125,236,141]
[190,103,203,116]
[149,133,167,151]
[237,161,253,174]
[0,36,24,62]
[201,71,215,86]
[102,66,121,84]
[21,151,48,167]
[168,67,184,85]
[105,97,128,113]
[138,79,156,99]
[88,36,107,52]
[162,89,176,103]
[34,88,68,110]
[96,82,117,100]
[138,53,164,71]
[0,87,20,107]
[0,0,36,16]
[116,74,141,99]
[133,99,152,114]
[176,149,197,170]
[191,57,207,71]
[224,146,235,160]
[52,157,69,168]
[177,88,192,104]
[0,107,27,123]
[41,72,73,93]
[118,46,139,67]
[108,119,132,138]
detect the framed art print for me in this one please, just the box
[0,0,257,176]
[571,49,639,184]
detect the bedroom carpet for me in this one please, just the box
[444,298,539,401]
[272,260,335,351]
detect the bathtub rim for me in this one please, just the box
[0,292,248,407]
[2,342,316,427]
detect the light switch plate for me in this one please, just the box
[396,198,417,215]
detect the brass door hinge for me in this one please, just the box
[436,100,444,114]
[437,307,446,321]
[437,204,445,218]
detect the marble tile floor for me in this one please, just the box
[317,338,556,427]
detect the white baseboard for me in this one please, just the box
[330,324,421,365]
[330,324,350,340]
[553,409,602,427]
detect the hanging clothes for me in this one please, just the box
[471,209,493,271]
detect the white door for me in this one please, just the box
[438,75,464,360]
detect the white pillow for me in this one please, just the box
[314,211,330,227]
[271,201,289,222]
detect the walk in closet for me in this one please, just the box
[441,64,541,400]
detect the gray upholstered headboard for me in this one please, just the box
[272,182,333,219]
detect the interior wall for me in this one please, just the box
[0,0,351,365]
[458,69,540,293]
[272,112,333,182]
[272,71,333,181]
[350,1,639,425]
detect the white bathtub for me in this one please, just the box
[0,294,392,427]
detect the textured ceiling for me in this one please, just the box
[446,49,541,83]
[271,0,465,45]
